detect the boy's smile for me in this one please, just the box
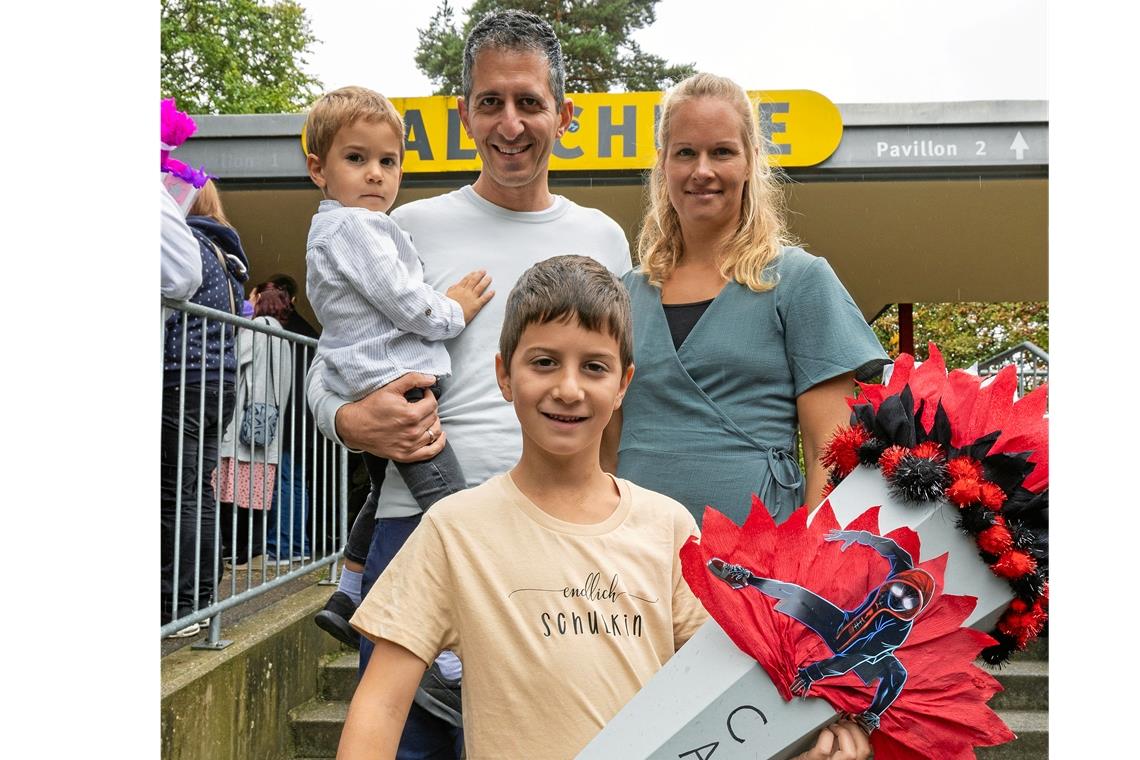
[497,317,632,461]
[307,118,404,213]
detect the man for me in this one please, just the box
[306,9,631,758]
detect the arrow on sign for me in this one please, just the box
[1010,131,1029,160]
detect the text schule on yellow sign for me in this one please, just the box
[383,90,842,172]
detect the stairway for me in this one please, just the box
[290,649,356,759]
[290,639,1047,758]
[976,636,1049,760]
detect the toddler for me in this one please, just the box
[303,86,493,644]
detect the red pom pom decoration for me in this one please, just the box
[821,425,868,478]
[978,482,1008,510]
[834,345,1048,665]
[911,441,944,461]
[992,550,1037,579]
[946,477,982,507]
[978,522,1014,555]
[947,456,984,482]
[996,599,1047,649]
[877,445,908,478]
[820,480,836,500]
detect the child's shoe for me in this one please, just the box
[414,662,462,728]
[314,591,360,648]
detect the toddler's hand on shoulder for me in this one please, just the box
[447,270,494,324]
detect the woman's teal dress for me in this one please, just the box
[617,247,889,526]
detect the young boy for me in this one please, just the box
[303,86,494,645]
[338,254,702,758]
[338,256,872,760]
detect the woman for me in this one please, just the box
[216,285,294,567]
[161,180,248,635]
[608,73,888,526]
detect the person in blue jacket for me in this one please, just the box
[160,180,248,637]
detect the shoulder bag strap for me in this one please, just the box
[207,240,237,315]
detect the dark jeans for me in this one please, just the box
[161,383,234,622]
[219,503,265,565]
[265,450,310,559]
[344,384,465,564]
[359,511,463,759]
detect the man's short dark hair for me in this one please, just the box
[499,255,632,371]
[463,9,566,105]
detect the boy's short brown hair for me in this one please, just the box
[304,86,405,162]
[499,255,633,371]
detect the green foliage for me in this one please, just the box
[415,0,696,96]
[871,302,1049,370]
[161,0,321,114]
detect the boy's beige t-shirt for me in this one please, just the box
[350,473,709,759]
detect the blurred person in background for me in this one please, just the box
[252,280,312,564]
[161,179,247,637]
[216,285,294,567]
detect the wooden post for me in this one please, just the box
[899,303,914,356]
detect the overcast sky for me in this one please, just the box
[298,0,1046,104]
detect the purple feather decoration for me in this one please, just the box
[162,157,214,189]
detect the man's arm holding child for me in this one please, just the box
[338,639,426,760]
[307,355,446,461]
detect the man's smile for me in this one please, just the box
[494,143,532,155]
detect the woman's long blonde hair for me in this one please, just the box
[188,179,233,228]
[637,73,794,292]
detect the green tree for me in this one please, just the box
[161,0,321,114]
[415,0,696,96]
[871,302,1049,370]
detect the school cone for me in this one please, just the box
[577,466,1013,760]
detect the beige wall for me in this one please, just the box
[218,176,1046,326]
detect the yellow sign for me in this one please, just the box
[303,90,842,172]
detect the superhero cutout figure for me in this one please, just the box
[708,529,935,734]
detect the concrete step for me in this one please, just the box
[289,699,1047,760]
[976,710,1049,760]
[983,658,1048,711]
[318,650,360,702]
[1019,635,1048,661]
[289,699,348,759]
[301,650,1048,757]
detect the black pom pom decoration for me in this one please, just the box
[980,632,1018,667]
[887,453,950,502]
[858,437,888,466]
[957,505,999,534]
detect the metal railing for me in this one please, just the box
[161,297,348,648]
[977,341,1049,398]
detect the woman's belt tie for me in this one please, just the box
[764,446,804,492]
